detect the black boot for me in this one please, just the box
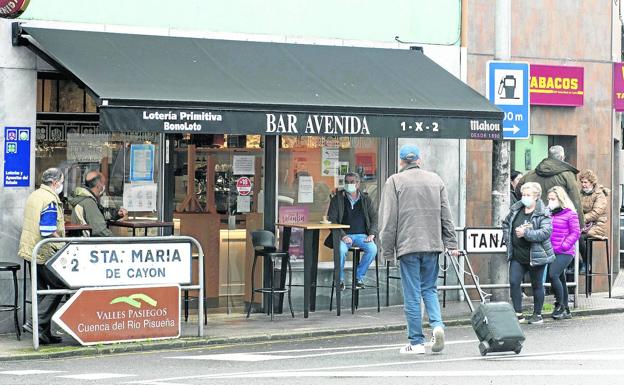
[552,304,565,320]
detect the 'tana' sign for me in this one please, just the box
[529,64,584,107]
[0,0,29,18]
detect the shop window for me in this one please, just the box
[277,136,380,262]
[35,124,161,227]
[36,74,98,113]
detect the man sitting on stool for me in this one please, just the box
[324,172,377,290]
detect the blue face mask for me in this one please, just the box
[345,184,357,194]
[521,196,534,208]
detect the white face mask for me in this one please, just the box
[548,200,560,210]
[345,184,357,194]
[54,183,63,195]
[582,187,593,194]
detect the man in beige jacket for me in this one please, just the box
[379,144,459,355]
[18,168,66,345]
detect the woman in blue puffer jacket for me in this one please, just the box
[546,186,580,320]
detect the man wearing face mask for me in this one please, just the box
[324,172,378,290]
[69,170,127,237]
[18,168,66,344]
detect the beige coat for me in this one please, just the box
[580,185,609,238]
[378,164,458,261]
[18,184,65,264]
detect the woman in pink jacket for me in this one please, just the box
[546,186,580,320]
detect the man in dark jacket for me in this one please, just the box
[516,145,585,227]
[324,172,377,290]
[69,171,127,237]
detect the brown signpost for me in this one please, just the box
[52,285,180,345]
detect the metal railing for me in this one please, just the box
[29,236,204,350]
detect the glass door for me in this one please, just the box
[170,134,264,314]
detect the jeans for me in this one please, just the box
[509,259,546,315]
[549,253,574,307]
[399,252,443,346]
[339,234,377,281]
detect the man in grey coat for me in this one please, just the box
[379,144,460,355]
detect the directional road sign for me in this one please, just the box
[487,61,530,139]
[46,241,192,288]
[53,285,180,345]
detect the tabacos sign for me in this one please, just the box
[529,64,584,107]
[0,0,29,18]
[265,113,371,135]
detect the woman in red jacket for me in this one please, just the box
[546,186,580,320]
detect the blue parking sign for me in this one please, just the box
[487,61,530,140]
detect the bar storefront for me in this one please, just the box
[18,24,502,314]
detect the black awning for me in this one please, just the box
[21,25,503,139]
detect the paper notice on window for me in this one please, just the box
[297,176,314,203]
[122,183,157,212]
[237,195,251,213]
[233,155,255,175]
[321,147,339,176]
[129,144,154,182]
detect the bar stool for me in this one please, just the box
[0,262,21,340]
[22,259,31,330]
[330,247,380,313]
[585,236,611,298]
[385,254,449,307]
[246,230,294,320]
[386,260,401,307]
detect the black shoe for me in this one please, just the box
[39,332,62,345]
[527,314,543,324]
[563,307,572,319]
[355,280,365,289]
[552,304,565,320]
[339,281,345,291]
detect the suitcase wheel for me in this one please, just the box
[479,342,489,356]
[514,345,522,355]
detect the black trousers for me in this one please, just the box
[36,263,65,334]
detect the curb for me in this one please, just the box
[3,306,624,362]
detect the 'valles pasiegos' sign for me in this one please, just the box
[100,106,502,140]
[46,241,192,288]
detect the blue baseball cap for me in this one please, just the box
[399,144,420,161]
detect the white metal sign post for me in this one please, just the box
[46,241,193,288]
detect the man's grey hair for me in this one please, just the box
[344,172,361,182]
[41,168,63,186]
[548,145,565,161]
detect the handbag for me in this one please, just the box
[581,221,594,234]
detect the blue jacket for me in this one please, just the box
[502,199,555,266]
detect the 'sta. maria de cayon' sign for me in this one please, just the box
[46,241,192,288]
[53,284,180,345]
[99,107,502,140]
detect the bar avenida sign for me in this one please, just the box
[0,0,29,18]
[101,107,503,140]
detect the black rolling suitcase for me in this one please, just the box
[446,250,525,356]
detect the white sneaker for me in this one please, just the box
[431,326,445,353]
[399,343,425,355]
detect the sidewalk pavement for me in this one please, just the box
[2,274,624,361]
